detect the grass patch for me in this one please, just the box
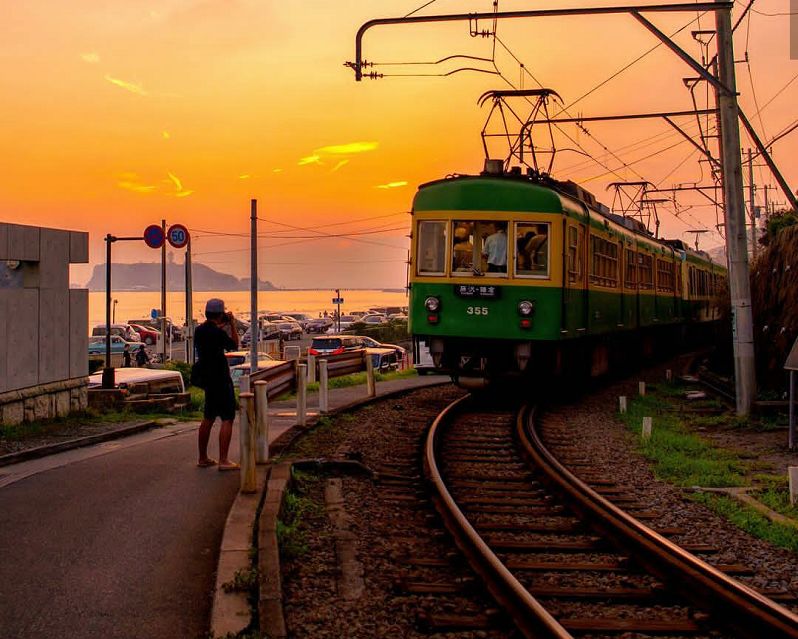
[620,391,747,488]
[692,493,798,553]
[277,471,322,561]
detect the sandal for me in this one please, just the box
[218,462,241,471]
[197,458,218,467]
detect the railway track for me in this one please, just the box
[423,394,798,639]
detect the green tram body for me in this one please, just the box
[408,173,726,380]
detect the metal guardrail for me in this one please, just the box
[248,350,368,401]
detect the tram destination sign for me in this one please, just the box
[453,284,501,299]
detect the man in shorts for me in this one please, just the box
[194,298,240,470]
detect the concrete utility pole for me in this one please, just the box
[716,2,756,415]
[747,148,757,259]
[250,199,258,374]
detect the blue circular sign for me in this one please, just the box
[144,224,165,249]
[167,224,189,249]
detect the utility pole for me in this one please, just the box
[161,218,168,364]
[185,237,194,364]
[716,1,756,415]
[747,148,757,259]
[250,199,258,374]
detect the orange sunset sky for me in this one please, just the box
[2,0,796,288]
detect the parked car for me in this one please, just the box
[388,313,408,321]
[127,318,183,341]
[358,314,388,325]
[240,320,281,347]
[365,347,399,373]
[88,335,141,355]
[225,351,276,368]
[229,358,285,389]
[306,317,333,334]
[92,323,141,342]
[87,368,185,394]
[129,323,161,345]
[308,335,362,356]
[275,321,303,340]
[282,312,314,329]
[355,336,407,360]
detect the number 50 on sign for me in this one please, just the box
[167,224,190,249]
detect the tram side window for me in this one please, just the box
[656,258,675,292]
[565,226,582,283]
[417,221,447,276]
[515,222,550,277]
[638,253,653,289]
[589,235,619,287]
[624,248,636,288]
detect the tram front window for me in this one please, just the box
[452,221,507,276]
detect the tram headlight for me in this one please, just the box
[517,300,535,316]
[424,296,441,312]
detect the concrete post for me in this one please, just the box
[715,1,756,415]
[366,354,376,398]
[319,359,329,413]
[789,371,795,451]
[297,363,307,426]
[619,396,627,414]
[642,416,653,441]
[253,380,269,463]
[789,466,798,506]
[239,393,256,493]
[665,369,672,382]
[638,381,646,396]
[240,374,250,394]
[307,354,316,384]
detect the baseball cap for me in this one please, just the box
[205,298,225,314]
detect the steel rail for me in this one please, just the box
[516,405,798,639]
[423,395,573,639]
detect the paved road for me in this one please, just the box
[0,422,239,639]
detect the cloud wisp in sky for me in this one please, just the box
[167,172,193,198]
[297,140,378,168]
[117,173,156,193]
[104,75,147,95]
[376,181,408,189]
[80,52,100,64]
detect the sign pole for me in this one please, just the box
[185,236,194,363]
[161,218,167,364]
[102,234,115,389]
[336,288,341,333]
[250,200,258,373]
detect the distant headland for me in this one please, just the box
[86,262,278,292]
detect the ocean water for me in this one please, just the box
[89,289,409,328]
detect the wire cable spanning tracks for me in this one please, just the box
[423,395,798,638]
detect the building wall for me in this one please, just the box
[0,223,89,424]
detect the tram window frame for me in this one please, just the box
[514,221,550,279]
[656,258,675,292]
[638,252,653,289]
[624,247,636,288]
[449,220,509,277]
[416,220,447,276]
[589,234,619,288]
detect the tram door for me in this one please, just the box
[563,222,588,334]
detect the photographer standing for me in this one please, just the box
[194,298,240,470]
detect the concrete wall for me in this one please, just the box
[0,222,89,424]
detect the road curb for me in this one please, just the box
[0,419,162,468]
[209,378,451,637]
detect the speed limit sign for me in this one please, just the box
[167,224,189,249]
